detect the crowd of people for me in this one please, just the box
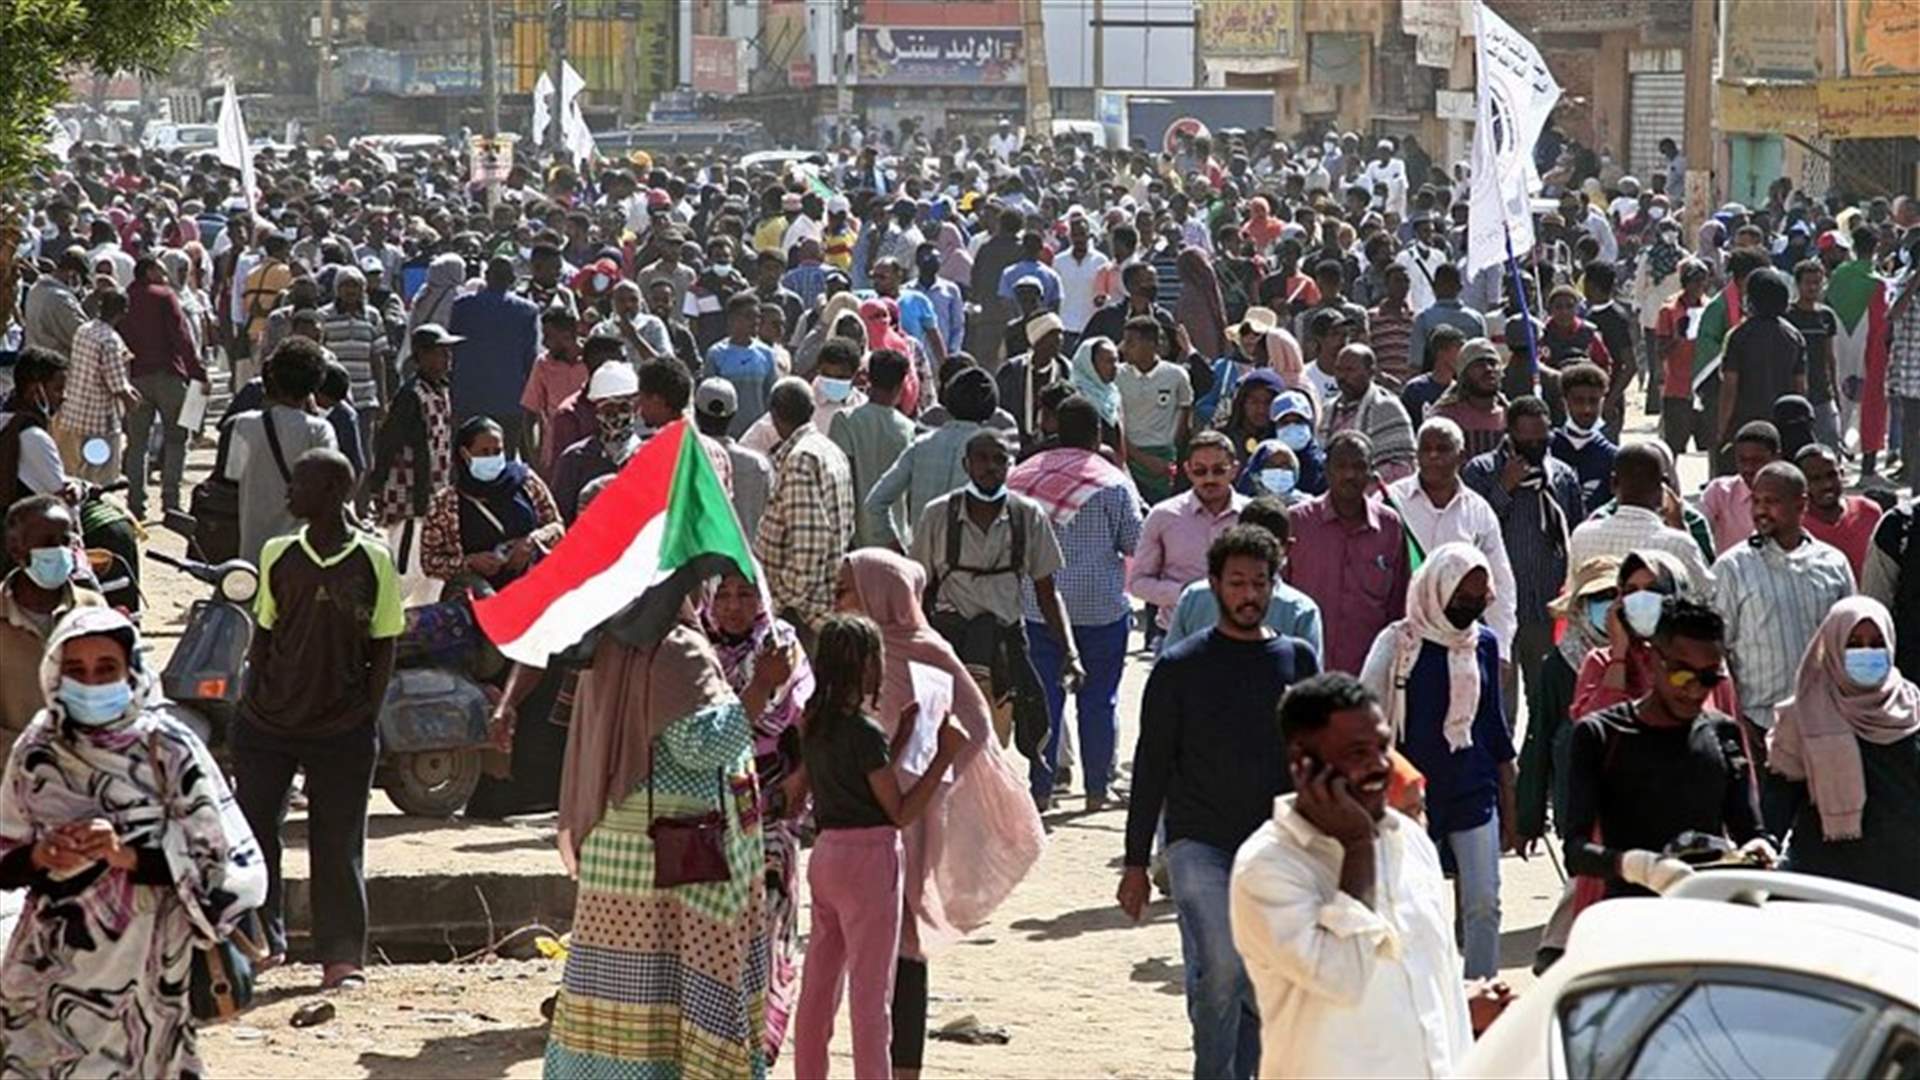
[0,115,1917,1078]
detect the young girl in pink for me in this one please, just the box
[792,614,966,1079]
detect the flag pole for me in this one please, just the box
[1504,222,1541,394]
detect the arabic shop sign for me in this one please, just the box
[856,27,1024,86]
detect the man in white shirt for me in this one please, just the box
[1230,673,1481,1079]
[988,118,1021,162]
[1362,141,1409,220]
[1054,214,1111,349]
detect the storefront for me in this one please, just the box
[853,25,1025,142]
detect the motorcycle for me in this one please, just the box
[152,511,495,818]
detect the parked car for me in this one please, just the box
[1462,871,1920,1079]
[143,123,219,153]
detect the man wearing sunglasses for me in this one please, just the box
[1131,431,1249,654]
[1558,598,1771,902]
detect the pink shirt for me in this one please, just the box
[1285,494,1411,675]
[1804,495,1883,581]
[1129,489,1248,626]
[1701,475,1753,554]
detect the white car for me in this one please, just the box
[143,123,219,153]
[1462,871,1920,1079]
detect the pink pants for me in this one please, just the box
[793,826,904,1079]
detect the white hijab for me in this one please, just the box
[1370,542,1490,751]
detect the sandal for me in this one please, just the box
[320,963,367,991]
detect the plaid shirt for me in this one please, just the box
[375,381,452,526]
[60,319,133,436]
[1892,288,1920,401]
[754,423,854,632]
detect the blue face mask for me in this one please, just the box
[1277,422,1313,451]
[1587,597,1613,637]
[25,546,74,591]
[59,677,132,727]
[1844,647,1892,687]
[1258,468,1297,496]
[965,480,1007,503]
[817,376,854,403]
[467,454,507,483]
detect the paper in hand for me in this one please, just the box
[178,380,209,433]
[900,661,956,783]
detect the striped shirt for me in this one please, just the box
[1566,504,1715,600]
[1711,534,1855,730]
[318,303,387,410]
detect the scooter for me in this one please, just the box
[152,511,495,817]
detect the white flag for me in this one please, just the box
[215,80,257,211]
[532,62,588,146]
[1465,2,1560,278]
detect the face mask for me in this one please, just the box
[1649,207,1667,221]
[965,480,1007,503]
[598,410,635,445]
[1277,422,1313,451]
[25,546,74,591]
[1844,647,1892,687]
[1586,597,1613,637]
[1443,601,1486,631]
[466,453,507,483]
[1258,468,1297,496]
[59,676,132,727]
[711,262,733,277]
[1622,589,1665,639]
[817,376,853,403]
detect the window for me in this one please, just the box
[1626,983,1866,1079]
[1561,981,1681,1077]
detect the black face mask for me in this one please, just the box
[1515,440,1548,466]
[1443,601,1486,630]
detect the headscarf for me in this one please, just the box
[843,550,1044,952]
[0,608,265,945]
[936,221,973,286]
[1549,554,1624,671]
[1241,196,1283,252]
[859,297,912,356]
[408,252,468,335]
[1374,542,1490,751]
[704,572,815,771]
[557,621,738,861]
[1068,335,1122,425]
[1770,597,1920,841]
[1173,248,1230,360]
[1262,325,1319,417]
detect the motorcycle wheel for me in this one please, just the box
[381,749,482,817]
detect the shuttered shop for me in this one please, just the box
[1628,48,1685,181]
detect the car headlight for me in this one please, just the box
[219,566,259,605]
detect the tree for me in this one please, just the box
[0,0,229,186]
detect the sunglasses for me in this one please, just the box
[1661,658,1729,690]
[1188,464,1234,479]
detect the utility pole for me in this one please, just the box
[316,0,334,138]
[1682,0,1716,236]
[481,0,500,138]
[1022,0,1052,132]
[549,0,568,156]
[1092,0,1104,95]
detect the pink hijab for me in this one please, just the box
[1265,326,1320,417]
[845,550,1044,955]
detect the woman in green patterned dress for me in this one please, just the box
[545,612,785,1079]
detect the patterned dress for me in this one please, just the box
[545,703,769,1079]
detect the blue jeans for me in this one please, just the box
[1166,839,1260,1080]
[1446,814,1503,979]
[1025,616,1129,800]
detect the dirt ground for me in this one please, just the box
[174,405,1688,1077]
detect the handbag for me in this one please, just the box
[148,734,265,1022]
[647,756,731,889]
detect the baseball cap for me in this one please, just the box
[1014,274,1044,292]
[695,377,738,419]
[1270,389,1314,423]
[410,323,465,351]
[357,255,385,275]
[588,361,640,401]
[1458,338,1500,368]
[827,195,851,214]
[646,187,672,209]
[1816,230,1851,253]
